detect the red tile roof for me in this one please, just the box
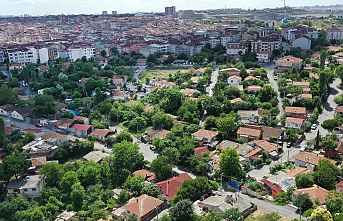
[194,147,210,157]
[293,184,328,205]
[156,173,192,201]
[132,169,156,182]
[71,124,92,132]
[261,178,283,194]
[191,129,218,140]
[336,180,343,189]
[90,129,114,137]
[124,194,163,219]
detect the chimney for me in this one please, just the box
[159,185,162,193]
[136,198,138,203]
[166,181,169,196]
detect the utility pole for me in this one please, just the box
[220,173,223,192]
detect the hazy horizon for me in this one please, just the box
[0,0,342,16]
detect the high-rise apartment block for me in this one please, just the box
[165,6,176,16]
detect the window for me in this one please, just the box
[23,189,28,192]
[32,188,37,191]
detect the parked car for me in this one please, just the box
[35,123,43,128]
[273,76,278,80]
[287,142,292,148]
[150,145,156,151]
[311,124,317,130]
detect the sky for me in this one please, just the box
[0,0,342,16]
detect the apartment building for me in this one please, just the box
[250,34,281,53]
[226,41,248,55]
[7,47,38,64]
[326,28,343,41]
[67,45,96,62]
[0,50,4,63]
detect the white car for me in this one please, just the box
[311,124,317,130]
[273,76,278,80]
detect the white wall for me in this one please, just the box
[39,48,49,64]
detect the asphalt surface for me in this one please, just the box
[265,64,283,120]
[205,68,219,97]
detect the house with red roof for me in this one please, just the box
[123,194,163,221]
[156,173,192,202]
[194,147,210,157]
[132,169,156,182]
[260,178,283,197]
[90,129,115,142]
[191,129,219,144]
[336,180,343,192]
[68,124,94,138]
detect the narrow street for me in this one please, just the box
[305,78,341,140]
[206,68,219,97]
[265,64,283,120]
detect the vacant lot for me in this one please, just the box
[139,69,179,82]
[245,210,291,221]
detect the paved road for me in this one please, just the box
[265,64,283,121]
[2,115,55,135]
[206,68,219,97]
[305,78,341,140]
[0,65,11,79]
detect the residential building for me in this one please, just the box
[144,128,171,141]
[292,36,311,50]
[237,126,262,142]
[68,124,94,138]
[194,147,210,156]
[285,117,304,129]
[68,45,96,62]
[148,44,170,54]
[260,178,283,197]
[156,173,192,201]
[0,50,4,63]
[226,41,248,55]
[90,129,115,142]
[285,106,308,119]
[336,180,343,192]
[83,151,109,163]
[0,104,16,116]
[132,170,156,182]
[7,47,38,64]
[9,62,24,71]
[227,75,241,86]
[165,6,176,16]
[169,44,195,58]
[275,56,303,71]
[219,68,240,76]
[11,105,34,121]
[326,28,343,41]
[256,51,271,63]
[336,106,343,117]
[292,185,328,205]
[294,151,335,171]
[191,129,219,144]
[237,110,260,125]
[250,35,281,53]
[262,127,283,141]
[41,133,68,146]
[7,175,45,198]
[123,195,163,221]
[220,32,241,46]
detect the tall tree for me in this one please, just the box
[169,199,197,221]
[2,153,31,180]
[40,162,65,187]
[313,159,340,190]
[33,94,56,117]
[310,207,333,221]
[320,50,327,70]
[219,148,244,179]
[0,84,17,105]
[0,117,5,148]
[112,141,144,173]
[151,156,173,181]
[70,182,85,211]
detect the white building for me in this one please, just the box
[285,117,304,129]
[292,36,311,50]
[227,75,241,86]
[7,47,38,64]
[7,175,45,198]
[68,45,96,62]
[38,47,49,64]
[148,44,170,54]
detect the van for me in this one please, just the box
[65,99,73,104]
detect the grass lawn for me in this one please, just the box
[118,122,152,139]
[139,70,175,82]
[245,210,291,221]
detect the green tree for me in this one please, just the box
[295,193,313,213]
[112,141,144,172]
[313,159,340,190]
[152,112,174,130]
[295,173,314,188]
[114,131,133,143]
[0,196,30,221]
[59,171,79,194]
[310,207,333,221]
[216,115,238,137]
[219,148,244,179]
[151,156,173,181]
[40,162,65,187]
[76,160,101,187]
[200,209,222,221]
[320,50,327,70]
[9,77,20,88]
[2,153,31,179]
[222,208,243,221]
[169,199,197,221]
[33,94,56,117]
[173,177,217,204]
[100,49,107,57]
[326,191,343,214]
[70,182,85,211]
[162,147,181,165]
[0,117,5,148]
[0,84,17,105]
[128,116,147,132]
